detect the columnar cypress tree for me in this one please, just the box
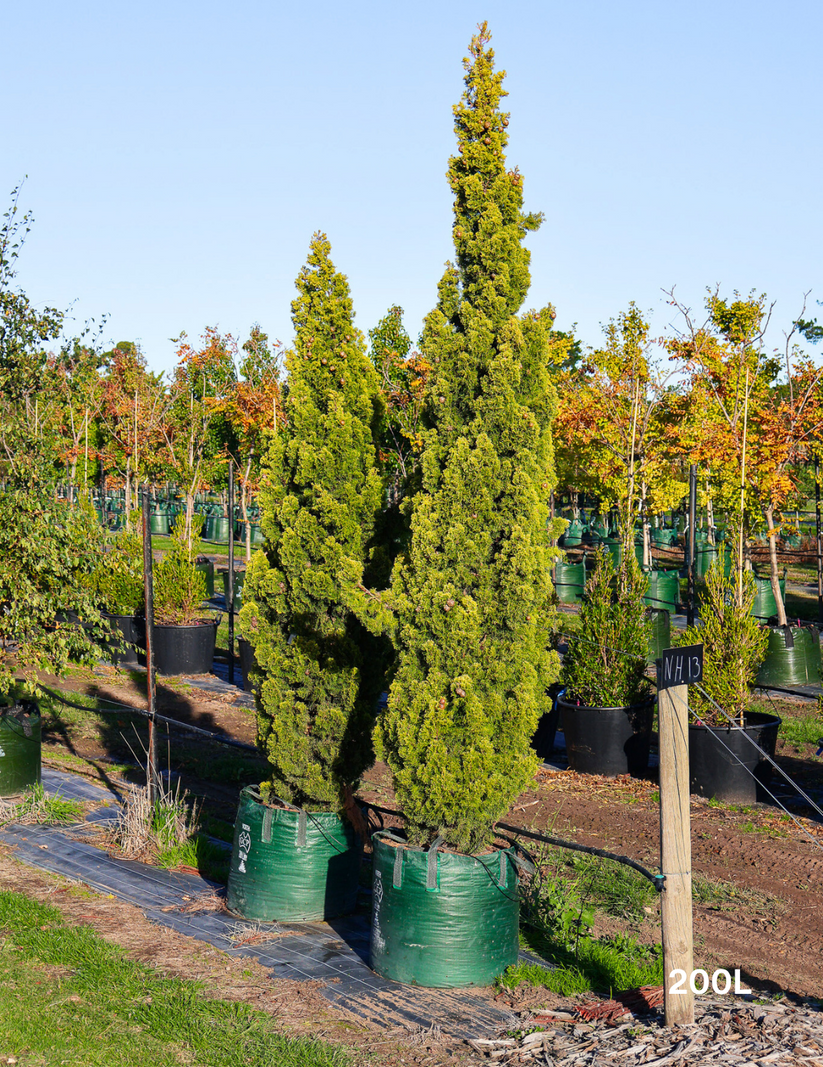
[240,232,384,810]
[376,24,560,854]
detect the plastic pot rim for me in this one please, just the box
[688,711,782,735]
[557,689,657,714]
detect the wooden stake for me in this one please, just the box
[658,681,694,1026]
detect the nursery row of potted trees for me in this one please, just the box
[228,25,562,989]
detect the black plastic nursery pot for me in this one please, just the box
[531,696,561,759]
[0,702,41,796]
[144,618,218,676]
[369,832,520,988]
[756,624,822,687]
[558,693,654,777]
[226,785,361,922]
[689,711,781,805]
[101,612,145,668]
[238,637,256,692]
[554,560,586,604]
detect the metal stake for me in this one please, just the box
[687,464,697,626]
[141,487,159,806]
[816,457,822,628]
[228,460,235,685]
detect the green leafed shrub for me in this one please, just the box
[153,515,208,625]
[561,550,652,708]
[0,489,110,697]
[680,535,767,725]
[92,529,144,615]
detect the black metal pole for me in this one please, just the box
[687,464,697,626]
[227,460,235,685]
[141,487,159,805]
[816,456,822,628]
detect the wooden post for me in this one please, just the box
[658,678,694,1025]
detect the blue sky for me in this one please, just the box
[4,0,822,374]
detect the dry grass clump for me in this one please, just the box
[0,783,85,826]
[109,777,199,862]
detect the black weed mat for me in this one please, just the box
[0,769,518,1038]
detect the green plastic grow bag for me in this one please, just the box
[0,704,41,796]
[646,608,671,665]
[756,625,822,687]
[643,570,679,613]
[226,786,361,922]
[149,513,171,535]
[195,558,215,598]
[561,519,585,548]
[750,575,786,621]
[369,832,520,988]
[554,560,586,603]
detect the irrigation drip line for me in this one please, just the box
[360,799,664,891]
[41,685,260,755]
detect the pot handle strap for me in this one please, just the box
[427,835,445,892]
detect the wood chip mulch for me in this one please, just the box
[469,992,823,1064]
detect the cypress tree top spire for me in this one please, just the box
[376,24,560,854]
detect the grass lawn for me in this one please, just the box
[0,890,349,1067]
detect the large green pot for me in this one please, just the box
[204,515,230,543]
[646,608,671,665]
[222,569,245,609]
[370,832,519,988]
[602,539,644,570]
[693,544,718,579]
[0,703,41,796]
[149,513,171,536]
[554,560,586,603]
[561,519,585,548]
[195,557,215,598]
[756,625,821,687]
[751,575,786,621]
[643,570,679,613]
[226,786,361,921]
[651,527,677,548]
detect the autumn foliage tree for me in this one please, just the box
[222,324,284,560]
[161,328,237,545]
[669,289,823,625]
[373,25,560,854]
[554,303,683,566]
[239,233,384,810]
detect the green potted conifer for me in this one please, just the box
[364,25,560,989]
[679,532,775,804]
[232,233,384,922]
[149,515,216,676]
[559,549,654,777]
